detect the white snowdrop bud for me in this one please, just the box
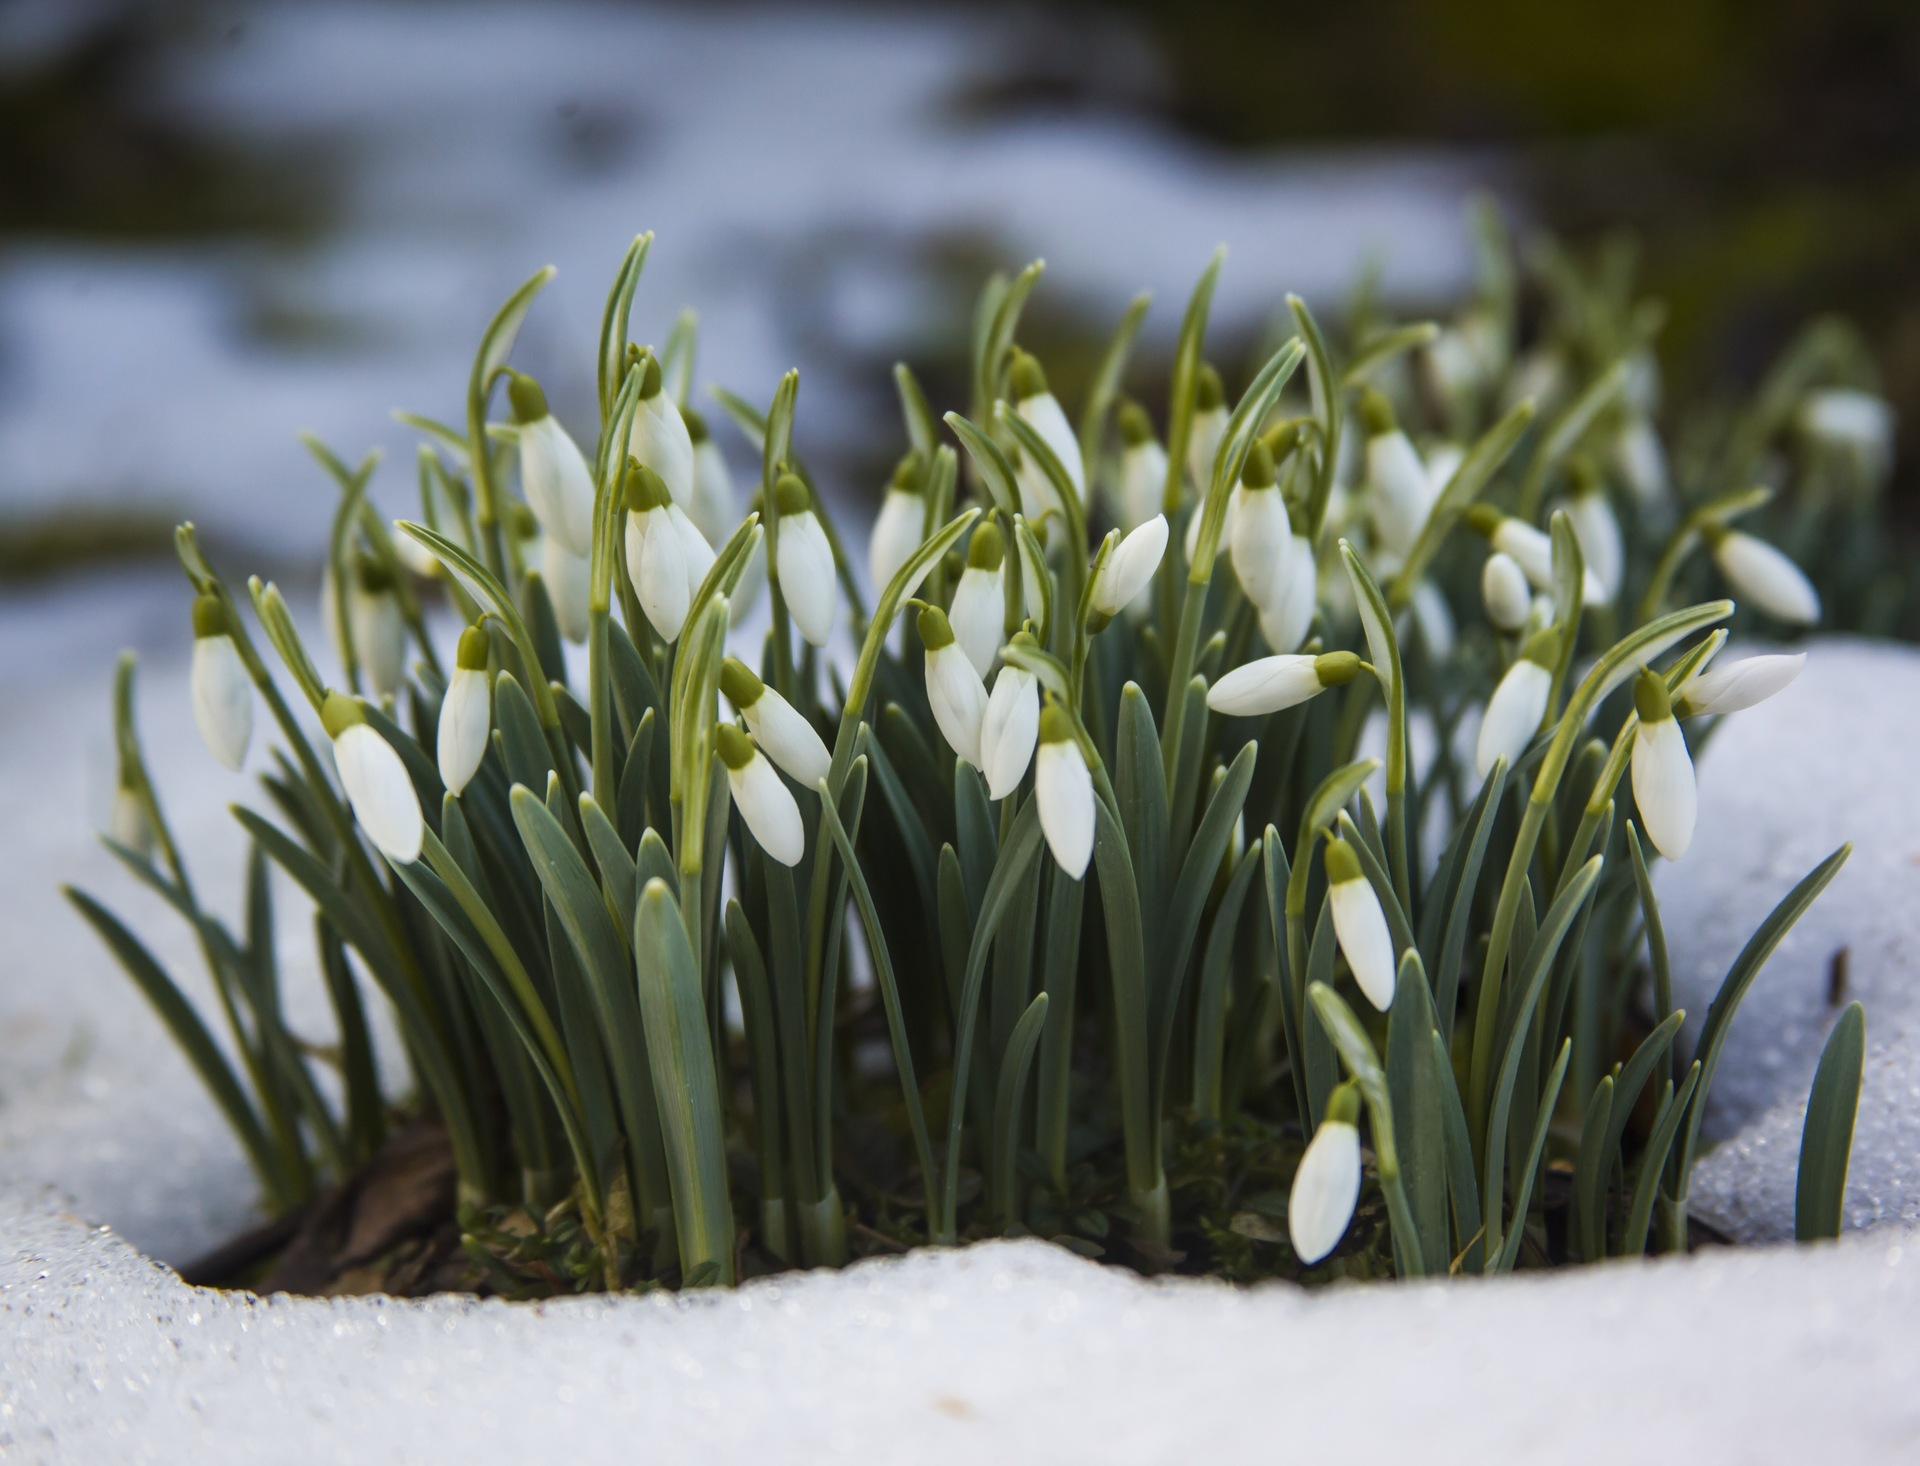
[948,520,1008,679]
[110,779,153,858]
[773,473,838,647]
[918,604,989,766]
[508,373,596,557]
[1425,326,1486,403]
[1207,649,1361,718]
[1091,514,1169,619]
[1707,528,1819,625]
[1229,438,1292,610]
[1010,350,1085,510]
[717,723,805,867]
[1325,837,1395,1011]
[1187,363,1227,495]
[347,558,407,699]
[681,408,738,548]
[1290,1081,1363,1264]
[540,535,590,644]
[1631,671,1696,861]
[1258,534,1318,654]
[1481,551,1532,632]
[1476,626,1558,779]
[981,644,1041,800]
[625,353,695,509]
[437,624,492,796]
[1611,415,1669,512]
[1562,470,1623,601]
[720,657,830,789]
[1676,651,1805,718]
[1425,440,1465,500]
[728,534,767,628]
[324,692,422,865]
[1034,703,1094,879]
[1410,577,1456,662]
[1466,506,1603,605]
[1799,387,1893,471]
[1361,391,1435,559]
[391,519,440,579]
[623,460,714,643]
[189,595,252,771]
[869,452,927,596]
[1115,400,1169,531]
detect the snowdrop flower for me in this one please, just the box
[437,624,492,796]
[541,535,590,644]
[773,473,838,647]
[1034,703,1094,879]
[1009,349,1083,522]
[1465,506,1604,605]
[1799,387,1893,473]
[1361,390,1434,558]
[109,777,153,859]
[1425,326,1487,404]
[1611,415,1670,513]
[1561,468,1623,601]
[981,641,1040,799]
[391,520,441,580]
[1631,670,1695,860]
[869,451,926,596]
[728,535,767,629]
[948,519,1007,679]
[720,656,830,789]
[1481,551,1531,633]
[1409,578,1456,661]
[680,408,737,548]
[716,724,804,867]
[1476,627,1558,778]
[1290,1082,1363,1264]
[624,459,714,643]
[1706,527,1819,625]
[346,558,407,700]
[508,372,595,557]
[1229,439,1291,610]
[1187,363,1227,495]
[1258,533,1318,654]
[1208,649,1360,718]
[1326,837,1395,1011]
[1676,651,1805,718]
[1115,400,1169,531]
[1090,514,1169,621]
[323,691,422,865]
[626,352,695,509]
[189,595,252,771]
[1425,440,1465,501]
[917,604,989,766]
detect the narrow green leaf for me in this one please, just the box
[1797,1001,1866,1242]
[992,992,1050,1231]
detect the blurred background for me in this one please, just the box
[4,0,1918,578]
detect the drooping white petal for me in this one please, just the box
[1367,430,1434,558]
[1014,447,1064,525]
[669,505,717,602]
[1612,416,1669,511]
[728,750,805,867]
[1187,407,1227,497]
[925,645,989,766]
[1632,716,1697,860]
[1092,515,1169,617]
[1288,1121,1362,1264]
[868,488,925,596]
[628,507,690,642]
[1713,532,1820,625]
[1018,390,1086,498]
[627,392,695,508]
[1493,517,1604,605]
[948,565,1005,679]
[777,510,838,647]
[110,784,153,858]
[1119,440,1168,531]
[1679,652,1805,717]
[1425,441,1465,499]
[1230,486,1292,609]
[728,536,767,628]
[1564,490,1624,601]
[350,587,407,699]
[1035,738,1095,879]
[436,666,491,795]
[391,521,440,579]
[334,722,423,864]
[541,536,591,644]
[1799,387,1892,468]
[1258,536,1318,653]
[1475,659,1552,779]
[981,666,1040,799]
[1409,578,1456,661]
[688,439,737,547]
[190,634,252,771]
[743,688,830,789]
[1207,654,1322,717]
[1329,874,1396,1011]
[1481,552,1531,632]
[518,415,597,557]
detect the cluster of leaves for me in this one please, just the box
[70,208,1870,1293]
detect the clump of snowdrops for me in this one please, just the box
[72,209,1876,1292]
